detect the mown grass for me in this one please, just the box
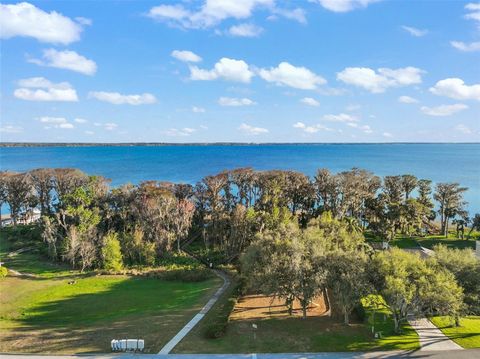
[175,290,419,353]
[0,225,222,354]
[430,316,480,349]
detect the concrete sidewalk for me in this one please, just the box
[408,317,463,351]
[158,270,230,354]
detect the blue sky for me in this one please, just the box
[1,0,479,143]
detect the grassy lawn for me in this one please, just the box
[430,316,480,349]
[0,226,222,354]
[175,290,419,353]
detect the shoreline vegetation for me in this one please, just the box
[1,166,479,353]
[1,142,480,147]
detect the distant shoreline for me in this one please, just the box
[1,142,479,148]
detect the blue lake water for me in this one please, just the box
[1,144,479,214]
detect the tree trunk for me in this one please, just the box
[393,315,400,333]
[344,308,349,325]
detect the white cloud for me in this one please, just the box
[166,127,197,136]
[147,0,274,29]
[171,50,202,63]
[14,77,78,102]
[192,106,206,113]
[455,124,472,134]
[0,2,84,44]
[228,23,263,37]
[74,118,88,123]
[259,62,326,90]
[104,123,118,131]
[465,3,480,26]
[89,91,157,105]
[218,97,256,106]
[421,104,468,117]
[293,121,335,133]
[401,25,428,37]
[383,132,393,138]
[323,113,358,123]
[398,95,419,104]
[85,130,95,135]
[300,97,320,106]
[429,78,480,101]
[315,0,382,13]
[337,66,423,93]
[75,17,92,26]
[190,57,254,83]
[0,125,23,133]
[29,49,97,75]
[38,116,74,129]
[270,7,307,24]
[450,41,480,52]
[238,123,268,135]
[360,125,373,134]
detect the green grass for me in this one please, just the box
[430,316,480,349]
[0,225,223,354]
[175,292,419,353]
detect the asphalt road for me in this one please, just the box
[2,350,480,359]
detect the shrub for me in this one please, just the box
[102,232,123,272]
[354,302,366,322]
[0,266,8,278]
[151,268,214,282]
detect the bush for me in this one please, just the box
[150,267,214,282]
[203,281,241,339]
[0,266,8,278]
[354,302,366,322]
[102,232,123,272]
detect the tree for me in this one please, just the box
[5,172,35,226]
[467,213,480,239]
[30,168,54,215]
[326,251,371,325]
[373,248,463,332]
[401,174,418,201]
[241,223,328,319]
[102,232,123,271]
[434,183,468,236]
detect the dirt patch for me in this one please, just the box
[231,292,328,321]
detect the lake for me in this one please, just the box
[1,143,479,213]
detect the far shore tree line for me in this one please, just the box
[1,167,479,330]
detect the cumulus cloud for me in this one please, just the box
[189,57,254,83]
[14,77,78,102]
[465,3,480,26]
[300,97,320,106]
[0,125,23,133]
[0,2,84,44]
[322,113,358,123]
[104,123,118,131]
[228,23,263,37]
[192,106,206,113]
[28,49,97,75]
[450,41,480,52]
[269,7,307,24]
[293,122,334,133]
[218,97,256,106]
[315,0,382,13]
[420,104,468,117]
[74,118,88,123]
[88,91,157,105]
[455,124,472,134]
[147,0,274,29]
[398,95,419,104]
[171,50,202,62]
[383,132,393,138]
[166,127,197,136]
[38,116,75,129]
[401,25,428,37]
[259,62,326,90]
[238,123,268,135]
[429,78,480,101]
[337,66,423,93]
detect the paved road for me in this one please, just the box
[407,317,463,351]
[158,270,230,354]
[2,350,480,359]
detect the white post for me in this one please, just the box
[476,240,480,260]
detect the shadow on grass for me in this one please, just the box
[1,276,218,353]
